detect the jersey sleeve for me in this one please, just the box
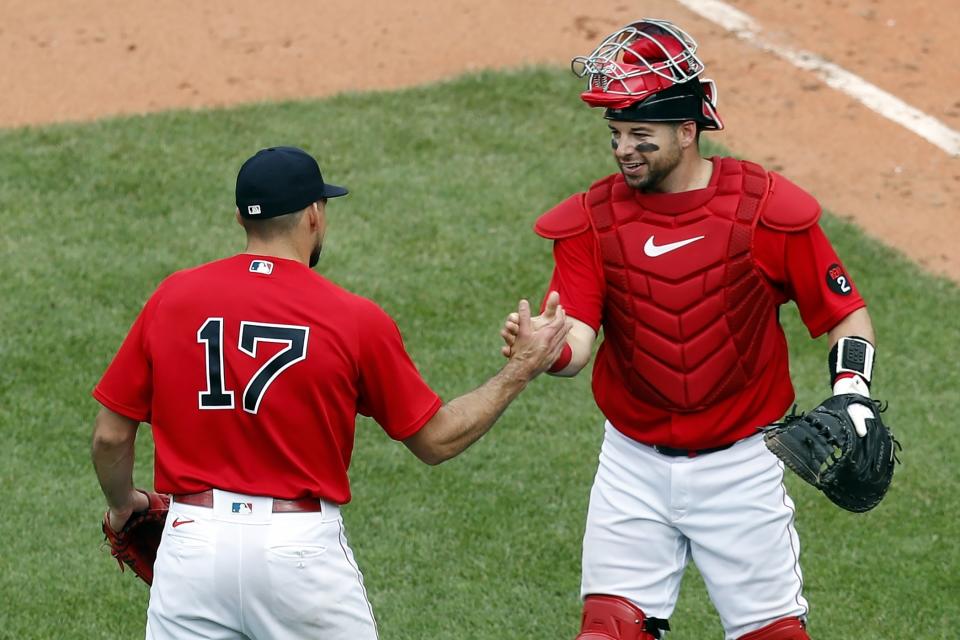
[544,231,606,331]
[92,294,159,422]
[355,302,442,440]
[755,223,866,337]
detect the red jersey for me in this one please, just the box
[93,254,442,503]
[542,160,865,448]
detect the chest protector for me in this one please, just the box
[586,158,776,411]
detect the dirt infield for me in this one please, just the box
[2,0,957,280]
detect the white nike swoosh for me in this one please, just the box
[643,234,706,257]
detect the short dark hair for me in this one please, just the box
[240,206,306,240]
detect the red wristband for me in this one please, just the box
[548,343,573,373]
[833,372,859,384]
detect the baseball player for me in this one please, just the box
[501,20,881,639]
[91,145,570,639]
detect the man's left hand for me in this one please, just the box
[832,374,873,437]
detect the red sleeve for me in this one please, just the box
[92,294,159,422]
[755,223,866,338]
[544,231,606,331]
[356,302,442,441]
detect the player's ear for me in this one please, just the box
[305,203,321,231]
[235,209,245,228]
[677,121,698,149]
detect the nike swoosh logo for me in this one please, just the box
[171,517,195,528]
[643,234,706,257]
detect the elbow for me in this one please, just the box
[91,429,127,453]
[405,408,463,466]
[91,409,138,452]
[404,432,453,466]
[421,405,462,465]
[416,443,456,466]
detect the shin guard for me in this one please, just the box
[738,617,810,640]
[576,595,670,640]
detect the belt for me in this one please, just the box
[653,442,734,458]
[173,490,324,513]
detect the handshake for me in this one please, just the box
[499,291,574,378]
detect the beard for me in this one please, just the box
[308,241,322,267]
[623,142,683,191]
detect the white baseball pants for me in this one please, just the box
[581,422,808,639]
[145,490,378,640]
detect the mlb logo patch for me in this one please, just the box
[247,204,262,216]
[232,502,254,514]
[249,260,274,275]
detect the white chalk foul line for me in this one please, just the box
[675,0,960,157]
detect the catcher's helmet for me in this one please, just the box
[571,19,723,130]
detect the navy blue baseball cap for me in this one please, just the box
[236,146,348,219]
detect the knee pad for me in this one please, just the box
[737,617,810,640]
[576,595,670,640]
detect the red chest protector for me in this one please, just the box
[588,158,776,410]
[575,157,794,413]
[587,159,776,410]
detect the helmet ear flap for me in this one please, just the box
[699,78,724,130]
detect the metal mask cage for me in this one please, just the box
[571,19,706,98]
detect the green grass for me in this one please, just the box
[1,67,957,639]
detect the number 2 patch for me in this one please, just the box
[826,263,853,295]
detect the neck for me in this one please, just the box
[243,237,308,265]
[650,155,713,194]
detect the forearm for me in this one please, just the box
[411,361,532,464]
[827,307,874,346]
[409,294,569,464]
[548,318,596,377]
[826,307,877,397]
[91,408,141,510]
[549,340,591,377]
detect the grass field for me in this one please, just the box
[0,68,957,639]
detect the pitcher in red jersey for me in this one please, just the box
[502,19,881,640]
[92,146,570,640]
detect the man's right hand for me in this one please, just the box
[501,290,563,358]
[401,291,572,465]
[504,291,570,377]
[106,488,151,532]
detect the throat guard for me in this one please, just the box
[585,158,777,411]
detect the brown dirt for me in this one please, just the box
[2,0,957,280]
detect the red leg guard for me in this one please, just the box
[576,595,668,640]
[737,617,810,640]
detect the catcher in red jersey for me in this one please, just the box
[92,145,570,640]
[501,19,885,640]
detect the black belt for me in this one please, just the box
[653,442,734,458]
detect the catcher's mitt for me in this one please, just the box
[102,490,169,585]
[763,394,901,512]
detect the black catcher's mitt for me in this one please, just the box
[102,490,169,585]
[763,394,901,512]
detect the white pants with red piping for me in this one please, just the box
[581,422,809,639]
[146,490,378,640]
